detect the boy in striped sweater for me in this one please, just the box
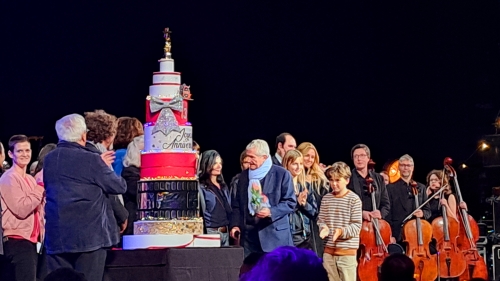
[318,162,362,281]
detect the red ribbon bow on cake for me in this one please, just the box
[149,95,184,136]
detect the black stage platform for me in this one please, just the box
[104,247,244,281]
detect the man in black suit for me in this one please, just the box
[386,154,431,244]
[271,133,297,166]
[347,144,390,221]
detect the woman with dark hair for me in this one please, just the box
[199,150,232,246]
[34,143,57,179]
[112,117,143,176]
[32,143,57,279]
[84,110,128,239]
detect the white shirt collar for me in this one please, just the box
[275,152,282,163]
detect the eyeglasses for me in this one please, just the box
[400,164,413,168]
[353,154,367,159]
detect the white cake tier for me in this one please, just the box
[159,58,174,72]
[122,234,221,249]
[149,84,179,98]
[152,72,181,85]
[144,124,192,151]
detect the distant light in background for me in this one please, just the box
[481,142,489,150]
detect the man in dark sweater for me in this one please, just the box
[43,114,127,281]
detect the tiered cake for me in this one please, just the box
[123,28,218,249]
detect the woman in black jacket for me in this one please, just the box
[121,135,144,235]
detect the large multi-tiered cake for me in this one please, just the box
[122,28,218,249]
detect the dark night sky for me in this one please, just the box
[2,2,500,212]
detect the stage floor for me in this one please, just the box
[104,247,244,281]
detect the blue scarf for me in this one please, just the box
[248,156,273,215]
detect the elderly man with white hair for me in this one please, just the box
[230,139,296,274]
[43,114,127,281]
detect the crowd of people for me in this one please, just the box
[0,111,142,281]
[0,110,489,281]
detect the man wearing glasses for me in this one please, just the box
[386,154,431,244]
[347,144,390,222]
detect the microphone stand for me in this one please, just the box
[401,185,446,226]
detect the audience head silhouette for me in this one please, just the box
[44,268,87,281]
[240,246,328,281]
[379,254,415,281]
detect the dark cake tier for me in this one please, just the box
[137,180,199,220]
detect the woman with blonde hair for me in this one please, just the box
[121,135,144,235]
[297,142,330,256]
[297,142,330,198]
[282,150,318,250]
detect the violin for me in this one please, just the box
[444,157,489,280]
[402,180,438,281]
[430,158,466,278]
[358,159,392,281]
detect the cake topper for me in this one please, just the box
[163,27,172,59]
[180,84,192,100]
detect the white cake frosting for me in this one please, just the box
[152,72,181,84]
[144,124,193,151]
[159,59,174,72]
[149,84,180,98]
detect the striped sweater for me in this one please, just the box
[318,190,362,252]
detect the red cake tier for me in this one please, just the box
[146,96,188,124]
[140,151,197,180]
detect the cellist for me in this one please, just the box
[386,154,431,245]
[428,169,468,280]
[426,169,468,224]
[347,144,390,221]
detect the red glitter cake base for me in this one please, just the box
[141,152,197,180]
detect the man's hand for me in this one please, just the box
[101,151,116,167]
[371,210,382,219]
[120,219,128,234]
[390,237,396,244]
[319,226,330,239]
[331,228,342,242]
[230,227,240,239]
[362,211,372,221]
[256,207,271,218]
[414,209,424,218]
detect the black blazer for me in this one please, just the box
[347,169,390,219]
[85,143,129,225]
[386,179,431,242]
[271,155,281,166]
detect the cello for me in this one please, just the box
[402,180,438,281]
[431,159,466,278]
[444,157,489,280]
[358,159,392,281]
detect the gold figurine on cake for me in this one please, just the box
[163,27,172,58]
